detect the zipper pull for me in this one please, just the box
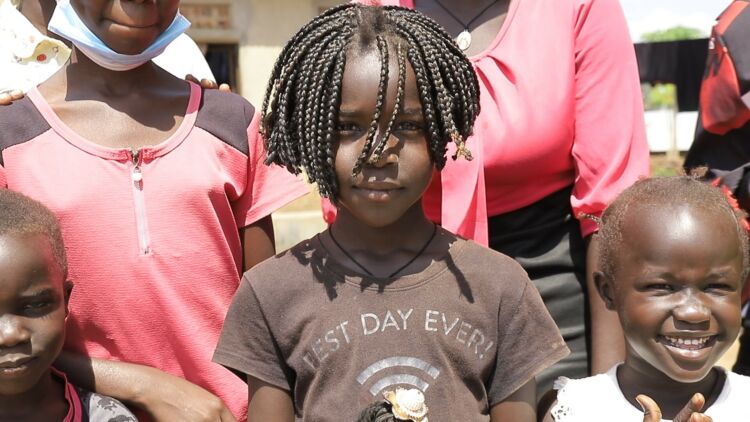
[131,148,143,183]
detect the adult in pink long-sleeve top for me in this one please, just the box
[352,0,650,397]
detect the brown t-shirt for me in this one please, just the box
[214,234,568,421]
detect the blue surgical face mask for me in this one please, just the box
[48,0,190,71]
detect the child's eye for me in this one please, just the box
[335,122,361,133]
[705,283,736,293]
[395,121,424,132]
[22,301,53,315]
[645,283,674,292]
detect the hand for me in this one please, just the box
[637,393,713,422]
[185,74,231,93]
[138,369,238,422]
[0,89,24,105]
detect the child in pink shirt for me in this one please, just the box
[0,0,307,420]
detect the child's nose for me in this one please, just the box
[0,316,31,348]
[368,134,400,168]
[672,297,711,326]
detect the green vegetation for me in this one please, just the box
[641,26,706,42]
[640,26,707,110]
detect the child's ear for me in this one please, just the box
[63,280,73,316]
[594,271,616,310]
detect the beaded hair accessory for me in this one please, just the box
[711,177,750,231]
[383,388,429,422]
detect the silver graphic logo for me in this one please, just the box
[356,356,441,396]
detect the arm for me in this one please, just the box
[241,215,276,272]
[247,376,295,422]
[490,379,536,422]
[569,0,648,371]
[55,351,237,422]
[586,235,625,373]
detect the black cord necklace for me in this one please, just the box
[327,223,438,278]
[432,0,501,51]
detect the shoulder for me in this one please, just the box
[242,236,321,291]
[77,388,137,422]
[196,89,257,156]
[450,237,531,290]
[724,370,750,394]
[550,371,619,421]
[0,96,50,164]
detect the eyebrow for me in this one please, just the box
[18,288,57,300]
[337,109,369,118]
[400,107,423,116]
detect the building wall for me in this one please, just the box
[182,0,343,105]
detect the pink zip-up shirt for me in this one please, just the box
[357,0,650,244]
[0,83,309,420]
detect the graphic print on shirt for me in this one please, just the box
[299,306,496,397]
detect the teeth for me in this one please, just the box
[663,336,711,348]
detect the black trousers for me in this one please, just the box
[488,186,589,398]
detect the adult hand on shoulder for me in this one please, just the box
[637,393,713,422]
[185,74,231,93]
[0,90,24,105]
[139,369,238,422]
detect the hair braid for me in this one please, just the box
[368,42,407,164]
[351,35,390,176]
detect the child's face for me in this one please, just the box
[333,45,433,227]
[70,0,179,54]
[0,233,68,395]
[609,205,743,383]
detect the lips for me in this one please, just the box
[0,356,36,377]
[104,17,158,29]
[354,182,403,202]
[355,181,402,191]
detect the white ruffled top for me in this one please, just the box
[551,365,750,421]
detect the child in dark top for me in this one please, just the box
[213,4,568,421]
[542,174,750,422]
[0,189,136,421]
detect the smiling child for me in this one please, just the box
[213,4,569,421]
[0,190,136,421]
[543,175,750,421]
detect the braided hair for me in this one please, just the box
[261,4,480,202]
[597,171,750,280]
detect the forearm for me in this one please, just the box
[586,235,625,373]
[248,376,295,422]
[56,351,237,421]
[55,351,150,407]
[489,379,536,422]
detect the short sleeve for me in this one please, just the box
[487,278,569,405]
[570,0,650,236]
[79,390,137,422]
[213,275,292,390]
[0,165,6,187]
[231,111,310,228]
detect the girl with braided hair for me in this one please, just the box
[214,4,568,421]
[348,0,651,397]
